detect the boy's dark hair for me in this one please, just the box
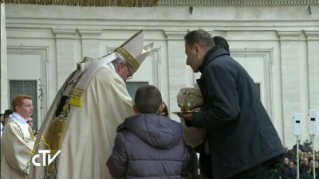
[184,29,215,51]
[134,85,162,114]
[213,36,230,54]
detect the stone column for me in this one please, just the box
[1,2,8,111]
[165,31,187,121]
[305,31,319,146]
[305,31,319,110]
[78,30,101,59]
[53,29,76,89]
[277,31,302,147]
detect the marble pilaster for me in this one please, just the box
[1,2,8,111]
[53,29,76,89]
[165,31,187,120]
[78,29,101,59]
[305,31,319,110]
[277,31,302,147]
[305,31,319,144]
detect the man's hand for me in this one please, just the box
[177,108,200,120]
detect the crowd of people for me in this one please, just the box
[275,141,319,179]
[0,29,317,179]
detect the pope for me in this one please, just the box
[29,30,154,179]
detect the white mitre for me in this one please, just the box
[114,30,154,72]
[176,85,207,148]
[69,30,154,107]
[77,30,154,72]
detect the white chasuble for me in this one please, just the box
[1,119,35,179]
[28,65,135,179]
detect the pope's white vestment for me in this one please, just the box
[28,64,135,179]
[29,30,154,179]
[1,117,35,179]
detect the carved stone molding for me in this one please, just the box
[160,0,319,5]
[106,46,162,89]
[78,29,102,39]
[231,48,274,120]
[164,31,188,40]
[277,31,302,40]
[304,31,319,41]
[7,46,50,123]
[52,29,76,39]
[79,29,101,58]
[7,19,318,32]
[54,33,76,88]
[165,30,225,40]
[211,30,227,37]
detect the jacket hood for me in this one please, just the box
[124,114,183,149]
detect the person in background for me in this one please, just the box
[26,116,38,137]
[1,94,35,179]
[212,36,230,54]
[1,109,13,138]
[176,86,207,179]
[107,85,189,178]
[179,29,285,179]
[286,161,297,179]
[2,109,13,127]
[293,140,305,152]
[26,116,33,129]
[300,165,312,179]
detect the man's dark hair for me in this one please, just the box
[4,109,13,118]
[134,85,162,113]
[304,165,311,172]
[213,36,230,54]
[3,109,13,125]
[184,29,215,50]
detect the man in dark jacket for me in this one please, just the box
[300,165,312,179]
[178,29,285,179]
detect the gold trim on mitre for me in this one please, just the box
[114,30,144,72]
[115,47,140,72]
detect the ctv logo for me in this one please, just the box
[32,150,61,166]
[28,134,61,167]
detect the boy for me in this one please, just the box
[107,85,189,178]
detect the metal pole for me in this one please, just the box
[312,135,315,179]
[297,136,299,179]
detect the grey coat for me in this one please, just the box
[106,114,189,179]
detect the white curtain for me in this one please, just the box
[1,1,8,112]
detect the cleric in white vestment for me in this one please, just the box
[28,30,154,179]
[1,94,35,179]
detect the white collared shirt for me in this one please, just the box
[8,112,27,123]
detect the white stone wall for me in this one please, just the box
[2,1,319,149]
